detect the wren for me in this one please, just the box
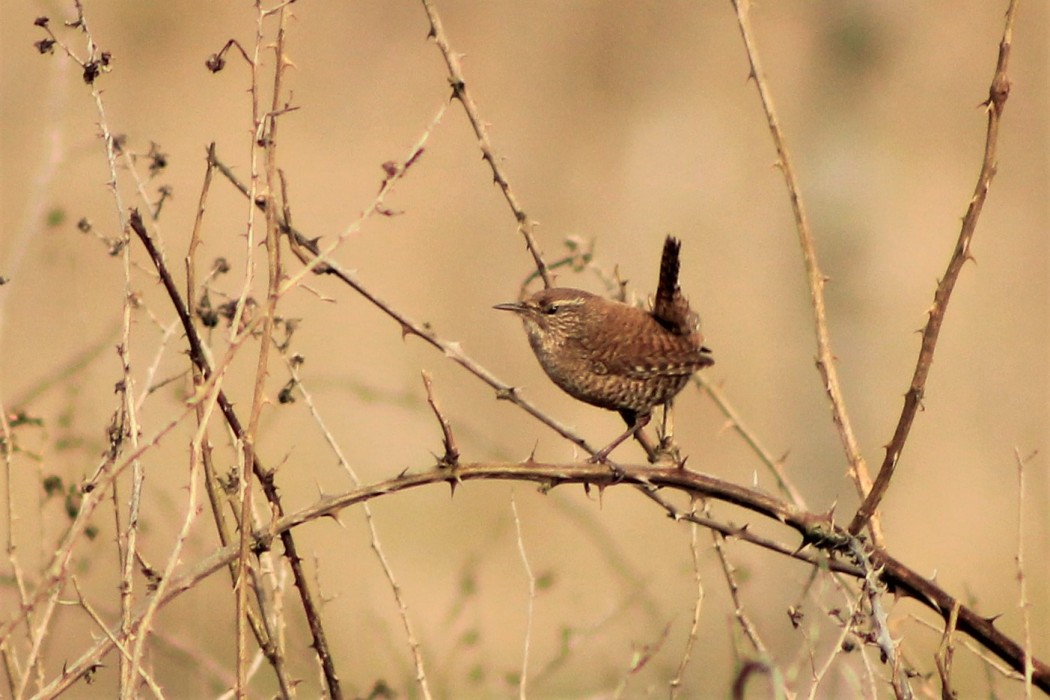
[495,236,713,464]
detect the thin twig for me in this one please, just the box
[283,353,434,700]
[730,0,874,540]
[418,0,552,289]
[129,210,342,699]
[510,493,536,700]
[0,400,38,697]
[21,5,148,695]
[421,370,460,466]
[849,0,1019,536]
[70,577,164,698]
[1014,448,1035,698]
[805,590,860,700]
[74,4,143,696]
[231,6,271,694]
[613,623,670,699]
[134,320,179,412]
[849,539,912,699]
[276,104,447,295]
[908,614,1025,683]
[125,350,223,697]
[696,374,806,509]
[186,143,294,695]
[669,502,705,698]
[935,601,960,700]
[211,149,603,459]
[710,509,768,657]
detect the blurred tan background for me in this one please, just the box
[1,1,1047,697]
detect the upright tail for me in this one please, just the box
[653,236,695,334]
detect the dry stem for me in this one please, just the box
[849,0,1019,536]
[730,0,874,541]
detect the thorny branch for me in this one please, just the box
[209,150,603,460]
[730,0,875,541]
[422,370,460,467]
[128,210,343,700]
[848,0,1019,535]
[20,3,1041,698]
[37,462,1050,697]
[419,0,552,290]
[208,126,1048,695]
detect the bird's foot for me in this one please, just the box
[651,437,685,468]
[588,450,626,481]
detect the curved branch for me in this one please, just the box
[40,463,1050,697]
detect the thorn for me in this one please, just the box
[528,441,539,463]
[404,147,425,169]
[443,341,464,360]
[495,386,519,401]
[448,78,465,99]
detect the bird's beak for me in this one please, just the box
[493,302,526,313]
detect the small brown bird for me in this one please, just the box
[495,236,713,463]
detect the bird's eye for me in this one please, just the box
[541,303,559,315]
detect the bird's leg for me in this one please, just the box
[589,410,654,465]
[633,428,661,464]
[656,401,684,467]
[626,409,664,463]
[658,401,673,446]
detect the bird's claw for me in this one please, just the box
[588,453,626,482]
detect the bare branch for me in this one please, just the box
[849,0,1019,535]
[510,493,536,700]
[421,370,460,467]
[418,0,552,289]
[730,0,874,540]
[128,209,342,699]
[669,506,705,698]
[27,461,1050,696]
[1014,448,1036,698]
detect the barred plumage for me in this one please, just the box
[496,236,713,463]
